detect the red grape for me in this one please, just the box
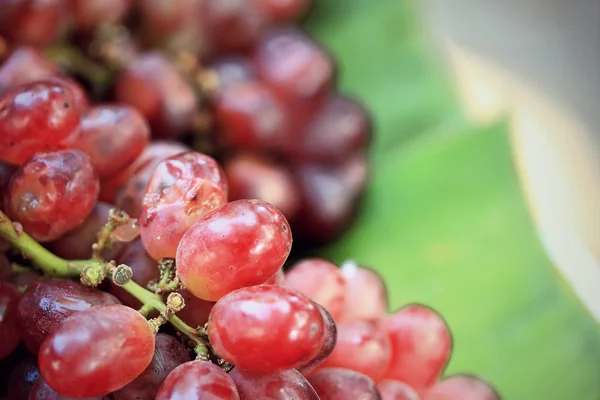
[319,319,391,381]
[139,151,228,260]
[73,105,150,178]
[0,80,83,165]
[69,0,133,31]
[382,305,452,390]
[7,356,40,400]
[0,253,11,281]
[257,0,310,21]
[176,199,292,301]
[139,0,201,36]
[39,304,155,397]
[113,333,192,400]
[16,278,121,353]
[224,154,300,220]
[284,258,346,321]
[377,380,421,400]
[0,0,68,47]
[155,360,240,400]
[29,377,113,399]
[0,47,57,95]
[115,53,197,138]
[207,285,325,371]
[209,56,255,92]
[176,289,215,329]
[7,149,100,242]
[299,303,337,375]
[339,261,388,322]
[0,282,21,360]
[44,75,90,110]
[230,368,319,400]
[214,80,287,151]
[424,375,500,400]
[308,368,381,400]
[263,268,284,286]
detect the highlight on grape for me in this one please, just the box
[0,1,500,399]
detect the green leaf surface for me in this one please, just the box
[305,1,600,399]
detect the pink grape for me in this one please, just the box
[424,375,500,400]
[377,380,421,400]
[230,369,319,400]
[299,303,337,375]
[263,269,285,286]
[0,47,57,95]
[308,368,381,400]
[339,260,388,322]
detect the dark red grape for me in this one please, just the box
[424,375,500,400]
[11,270,41,288]
[109,238,159,308]
[319,319,391,381]
[0,47,57,95]
[230,368,319,400]
[48,202,127,261]
[176,289,215,329]
[113,333,192,400]
[299,303,337,375]
[208,285,325,371]
[382,305,452,390]
[257,0,310,21]
[0,282,21,360]
[139,151,228,260]
[39,305,156,397]
[224,154,300,220]
[7,356,40,400]
[16,278,121,353]
[115,53,197,138]
[29,377,113,399]
[176,199,292,301]
[155,360,240,400]
[308,368,381,400]
[73,105,150,178]
[69,0,133,31]
[214,81,287,151]
[377,380,420,400]
[209,56,255,92]
[339,261,388,322]
[0,159,15,212]
[7,149,100,242]
[0,0,68,47]
[0,253,11,281]
[284,258,346,321]
[0,80,83,165]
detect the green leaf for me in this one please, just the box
[305,1,600,399]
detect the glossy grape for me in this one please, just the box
[69,0,133,31]
[176,289,215,329]
[225,154,300,220]
[139,151,228,260]
[425,375,500,400]
[7,356,40,400]
[284,258,346,321]
[0,0,68,47]
[339,261,388,322]
[230,369,319,400]
[257,0,310,21]
[73,105,151,178]
[208,285,325,371]
[45,75,90,110]
[155,360,240,400]
[0,80,83,165]
[115,53,197,138]
[176,199,292,301]
[0,282,21,360]
[377,381,421,400]
[299,303,337,375]
[17,278,121,353]
[0,47,57,95]
[308,368,381,400]
[39,304,155,397]
[29,377,113,399]
[8,149,99,242]
[214,81,287,151]
[320,319,391,381]
[209,56,255,92]
[382,305,452,390]
[113,333,192,400]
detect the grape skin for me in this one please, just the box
[0,47,57,96]
[299,303,337,375]
[308,368,382,400]
[176,199,292,301]
[0,0,69,47]
[208,285,325,371]
[0,282,21,360]
[339,261,388,322]
[7,356,40,400]
[230,368,319,400]
[377,380,421,400]
[39,305,156,398]
[69,0,133,31]
[262,268,285,286]
[29,377,113,399]
[257,0,310,22]
[424,375,500,400]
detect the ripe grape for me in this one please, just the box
[225,154,300,220]
[319,319,392,381]
[73,105,151,178]
[39,304,156,397]
[138,0,201,35]
[0,160,15,211]
[139,151,228,260]
[0,47,57,95]
[214,80,287,151]
[339,261,388,322]
[155,360,240,400]
[230,369,319,400]
[299,303,337,375]
[44,76,90,110]
[113,333,192,400]
[257,0,310,22]
[29,377,114,399]
[382,305,452,390]
[0,0,68,47]
[7,149,100,242]
[308,368,381,400]
[377,380,421,400]
[176,289,215,329]
[0,282,21,360]
[424,375,500,400]
[207,285,325,371]
[263,268,284,286]
[284,258,346,321]
[209,56,255,92]
[7,356,40,400]
[115,53,197,138]
[176,199,292,301]
[0,80,83,165]
[16,278,121,353]
[69,0,133,31]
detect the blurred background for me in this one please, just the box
[307,1,600,399]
